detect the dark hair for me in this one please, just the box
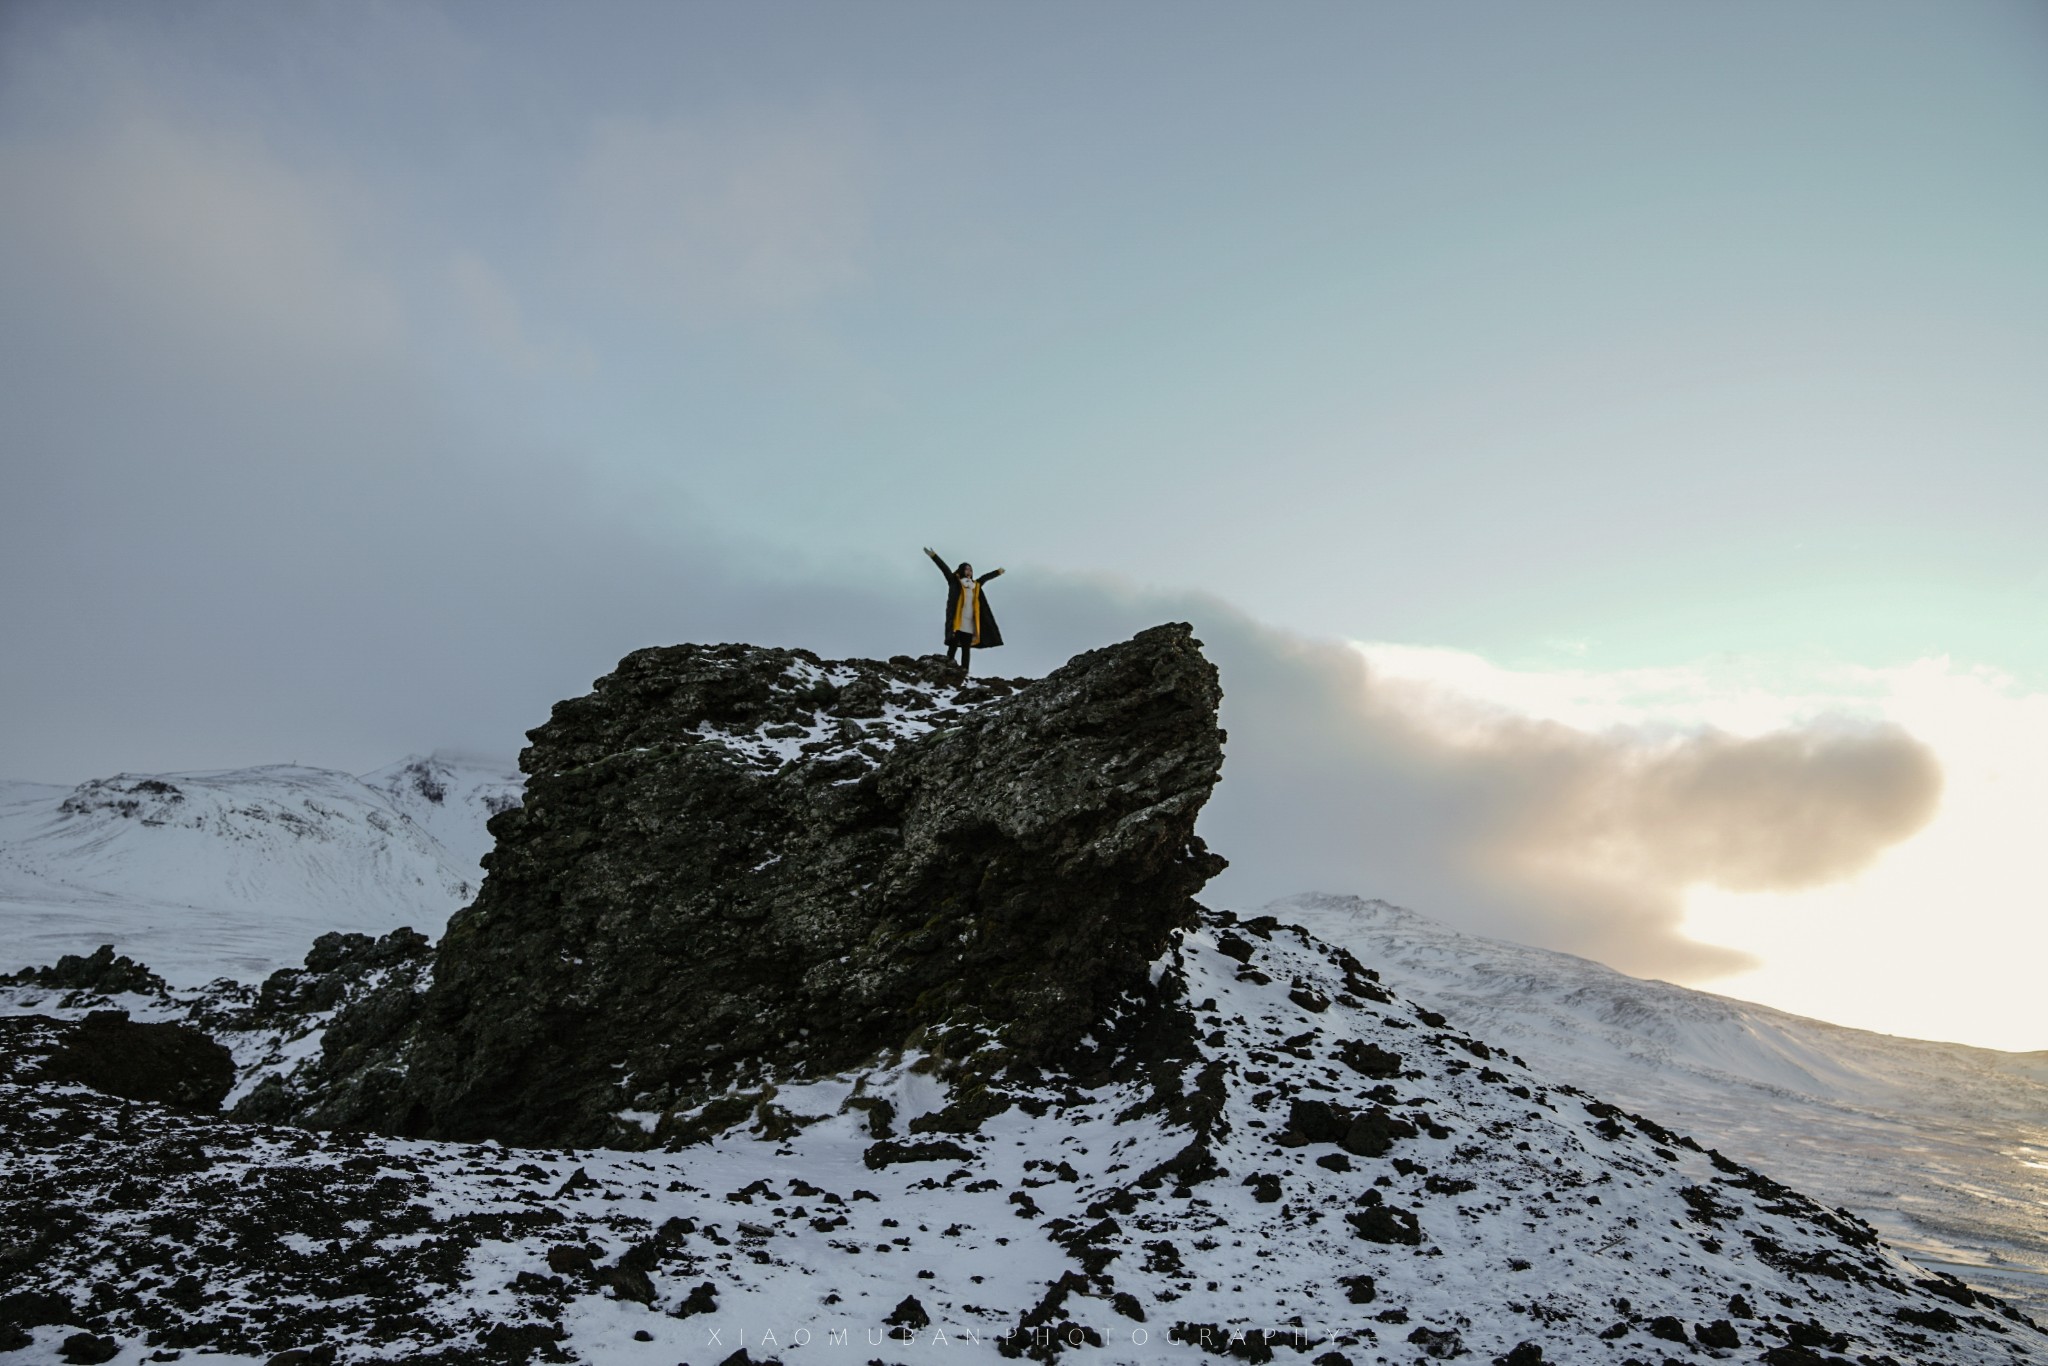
[955,562,972,577]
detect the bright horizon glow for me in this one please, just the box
[1355,642,2048,1055]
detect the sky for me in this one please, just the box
[2,1,2045,1050]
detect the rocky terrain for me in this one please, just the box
[2,627,2044,1365]
[266,623,1226,1148]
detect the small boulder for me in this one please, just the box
[39,1011,233,1111]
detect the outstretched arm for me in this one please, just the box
[923,546,951,577]
[976,567,1005,584]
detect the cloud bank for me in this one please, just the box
[987,580,1942,980]
[0,31,1943,988]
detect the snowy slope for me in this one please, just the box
[3,908,2041,1365]
[0,756,520,986]
[1274,893,2048,1323]
[5,744,2042,1345]
[360,750,524,874]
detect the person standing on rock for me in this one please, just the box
[924,547,1004,675]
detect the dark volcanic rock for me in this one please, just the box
[38,1009,234,1111]
[286,624,1227,1147]
[6,942,168,997]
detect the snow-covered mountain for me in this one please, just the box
[0,753,521,986]
[360,750,525,873]
[1276,893,2048,1323]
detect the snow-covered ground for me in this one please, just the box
[1277,893,2048,1324]
[3,754,2044,1345]
[0,753,519,986]
[6,910,2040,1364]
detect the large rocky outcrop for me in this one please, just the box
[283,624,1226,1147]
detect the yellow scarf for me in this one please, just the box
[953,578,979,636]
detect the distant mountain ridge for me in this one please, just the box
[0,751,521,986]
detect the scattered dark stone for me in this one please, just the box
[908,1087,1014,1135]
[1492,1344,1544,1366]
[265,1349,337,1366]
[1759,1347,1854,1366]
[1341,1106,1418,1158]
[1749,1235,1857,1283]
[1339,1274,1376,1304]
[1284,1096,1418,1158]
[1647,1316,1686,1343]
[511,1271,565,1297]
[478,1321,571,1364]
[1137,1136,1222,1190]
[1336,1040,1402,1078]
[1288,1098,1351,1144]
[552,1167,598,1199]
[595,1263,655,1304]
[1141,1240,1184,1274]
[862,1139,975,1170]
[37,1011,234,1111]
[1214,934,1256,964]
[1315,1152,1351,1172]
[1782,1319,1849,1351]
[1003,1270,1099,1360]
[544,1243,596,1275]
[1896,1305,1959,1333]
[1242,1172,1282,1203]
[1345,1193,1422,1245]
[1168,1322,1275,1362]
[1406,1325,1464,1358]
[59,1334,121,1365]
[0,1290,76,1331]
[1678,1184,1739,1226]
[885,1295,930,1329]
[1915,1275,1979,1307]
[1728,1293,1753,1318]
[1695,1318,1740,1348]
[673,1282,719,1318]
[9,943,168,996]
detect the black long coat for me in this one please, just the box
[926,549,1004,648]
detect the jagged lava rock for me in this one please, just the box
[305,623,1226,1147]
